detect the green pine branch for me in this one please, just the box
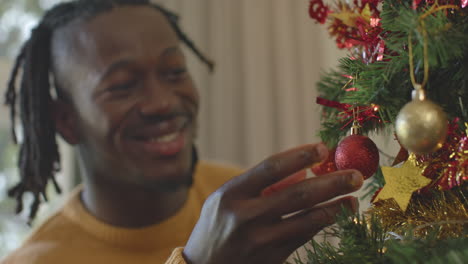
[317,2,468,146]
[288,210,468,264]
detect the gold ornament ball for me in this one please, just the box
[395,99,447,154]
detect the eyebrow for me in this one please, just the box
[99,46,181,81]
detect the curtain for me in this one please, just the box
[155,0,346,168]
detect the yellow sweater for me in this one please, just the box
[2,161,242,264]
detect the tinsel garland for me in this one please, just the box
[369,184,468,239]
[289,209,468,264]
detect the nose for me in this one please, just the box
[138,77,177,117]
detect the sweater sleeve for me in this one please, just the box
[164,248,187,264]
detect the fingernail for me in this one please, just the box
[316,143,328,161]
[350,172,364,189]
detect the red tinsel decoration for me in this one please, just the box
[308,0,385,63]
[316,97,382,129]
[309,0,329,24]
[353,17,385,63]
[412,0,424,9]
[415,118,468,190]
[328,18,358,49]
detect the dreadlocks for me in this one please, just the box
[4,0,214,223]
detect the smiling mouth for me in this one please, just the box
[147,131,180,142]
[130,115,192,156]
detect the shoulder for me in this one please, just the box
[193,161,244,192]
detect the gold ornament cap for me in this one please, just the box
[350,121,362,135]
[411,85,426,101]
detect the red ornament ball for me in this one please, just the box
[335,135,379,179]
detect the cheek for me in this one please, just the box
[76,105,110,143]
[179,77,200,112]
[76,96,127,144]
[189,77,199,100]
[93,102,132,139]
[70,76,114,137]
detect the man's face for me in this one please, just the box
[52,6,199,190]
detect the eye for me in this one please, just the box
[166,68,188,82]
[108,79,138,92]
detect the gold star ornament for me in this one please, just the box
[374,155,432,211]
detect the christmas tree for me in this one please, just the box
[292,1,468,263]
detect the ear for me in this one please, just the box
[52,99,80,145]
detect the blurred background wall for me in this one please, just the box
[155,0,346,167]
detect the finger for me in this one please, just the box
[260,196,358,249]
[227,143,328,197]
[257,169,363,218]
[261,168,309,197]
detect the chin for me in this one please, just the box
[137,149,195,191]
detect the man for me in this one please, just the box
[2,1,363,263]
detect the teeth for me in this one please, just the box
[149,132,179,143]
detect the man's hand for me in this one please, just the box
[183,143,363,264]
